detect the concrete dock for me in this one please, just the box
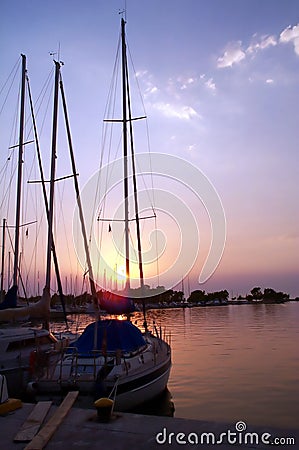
[1,400,298,449]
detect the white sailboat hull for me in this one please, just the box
[111,357,171,411]
[31,332,171,411]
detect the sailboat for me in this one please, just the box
[0,55,79,396]
[0,55,60,396]
[30,18,172,411]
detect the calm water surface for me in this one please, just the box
[52,302,299,430]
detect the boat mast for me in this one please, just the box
[125,62,144,291]
[59,77,98,304]
[45,60,60,315]
[122,19,148,329]
[13,54,26,288]
[26,73,68,328]
[121,18,130,291]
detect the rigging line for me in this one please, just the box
[92,36,121,269]
[154,215,160,286]
[0,58,20,114]
[126,44,156,213]
[99,33,121,169]
[125,54,145,290]
[127,44,147,113]
[126,43,159,289]
[0,164,17,211]
[100,33,121,172]
[56,181,74,275]
[25,214,44,295]
[5,223,28,301]
[32,68,53,122]
[99,37,121,171]
[31,68,54,137]
[27,70,68,328]
[0,57,20,96]
[128,227,138,270]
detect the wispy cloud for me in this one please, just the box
[279,23,299,55]
[204,77,216,93]
[217,23,299,69]
[136,70,159,98]
[178,76,196,90]
[247,34,277,54]
[135,71,201,120]
[151,102,200,120]
[217,41,246,68]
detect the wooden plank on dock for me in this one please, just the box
[0,398,22,415]
[14,401,52,442]
[25,391,79,450]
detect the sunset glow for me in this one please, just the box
[0,0,298,298]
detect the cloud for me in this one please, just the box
[151,102,200,120]
[217,41,246,68]
[279,23,299,55]
[216,28,286,69]
[204,77,216,93]
[179,77,196,90]
[136,70,159,98]
[135,70,148,78]
[145,86,158,95]
[247,34,277,54]
[135,70,200,121]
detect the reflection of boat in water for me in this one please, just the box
[130,387,174,417]
[30,18,172,411]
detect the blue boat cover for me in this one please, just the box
[69,319,146,355]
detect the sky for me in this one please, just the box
[0,0,298,298]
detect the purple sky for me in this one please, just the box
[1,1,298,297]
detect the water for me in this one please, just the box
[51,302,299,430]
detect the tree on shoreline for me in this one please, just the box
[246,287,289,303]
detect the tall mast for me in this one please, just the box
[27,74,68,327]
[122,19,148,329]
[121,18,130,291]
[13,54,26,287]
[45,61,60,292]
[59,77,98,303]
[126,62,144,290]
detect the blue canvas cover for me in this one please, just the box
[69,319,146,355]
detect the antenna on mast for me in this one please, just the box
[49,43,64,65]
[49,52,57,60]
[119,0,127,20]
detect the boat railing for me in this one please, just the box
[53,346,115,383]
[152,325,172,348]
